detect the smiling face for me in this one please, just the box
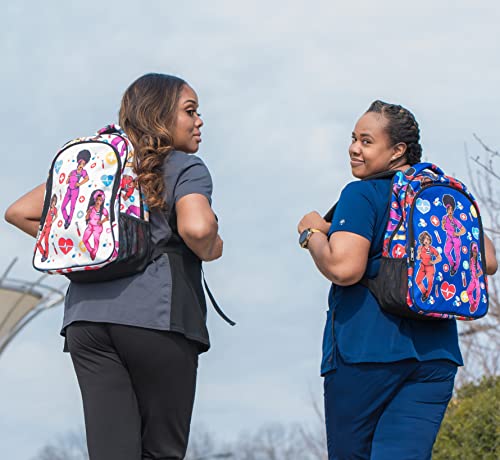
[171,85,203,154]
[349,112,408,179]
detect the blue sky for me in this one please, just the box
[1,1,500,458]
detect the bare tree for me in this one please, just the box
[228,421,327,460]
[296,392,328,460]
[31,415,327,460]
[457,135,500,384]
[185,424,232,460]
[32,430,88,460]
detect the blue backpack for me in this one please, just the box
[325,163,489,320]
[364,163,489,320]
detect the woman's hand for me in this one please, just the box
[297,211,330,235]
[298,210,370,286]
[484,234,498,275]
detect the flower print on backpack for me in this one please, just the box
[83,189,109,261]
[36,194,58,262]
[467,242,483,314]
[441,194,465,276]
[416,230,442,302]
[62,149,91,229]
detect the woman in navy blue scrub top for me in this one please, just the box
[297,100,498,460]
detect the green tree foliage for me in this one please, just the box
[433,376,499,459]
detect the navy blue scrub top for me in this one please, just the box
[321,178,463,376]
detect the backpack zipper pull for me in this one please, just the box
[410,247,415,262]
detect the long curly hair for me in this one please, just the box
[119,73,187,210]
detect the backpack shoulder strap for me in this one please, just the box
[156,208,236,326]
[202,269,236,326]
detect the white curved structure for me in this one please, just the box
[0,258,65,355]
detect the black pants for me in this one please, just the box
[66,322,199,460]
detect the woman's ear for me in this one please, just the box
[391,142,407,162]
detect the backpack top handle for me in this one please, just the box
[404,162,445,179]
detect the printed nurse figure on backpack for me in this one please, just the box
[416,230,442,302]
[83,189,108,260]
[441,194,465,275]
[120,174,141,218]
[62,149,91,229]
[36,194,58,262]
[467,242,483,313]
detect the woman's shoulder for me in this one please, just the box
[162,152,213,203]
[166,150,208,169]
[163,151,211,184]
[338,178,391,208]
[341,177,390,195]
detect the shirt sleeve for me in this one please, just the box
[173,156,213,204]
[328,181,377,243]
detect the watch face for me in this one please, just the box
[299,229,310,246]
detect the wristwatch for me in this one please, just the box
[299,228,322,249]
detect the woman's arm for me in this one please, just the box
[432,250,442,265]
[176,193,223,262]
[484,234,498,275]
[4,183,45,238]
[78,175,89,187]
[298,211,370,286]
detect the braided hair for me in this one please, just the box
[366,100,422,165]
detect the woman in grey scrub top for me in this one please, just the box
[5,73,223,460]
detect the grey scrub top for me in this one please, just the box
[62,151,213,352]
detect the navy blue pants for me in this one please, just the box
[324,357,457,460]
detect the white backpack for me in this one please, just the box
[33,124,152,282]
